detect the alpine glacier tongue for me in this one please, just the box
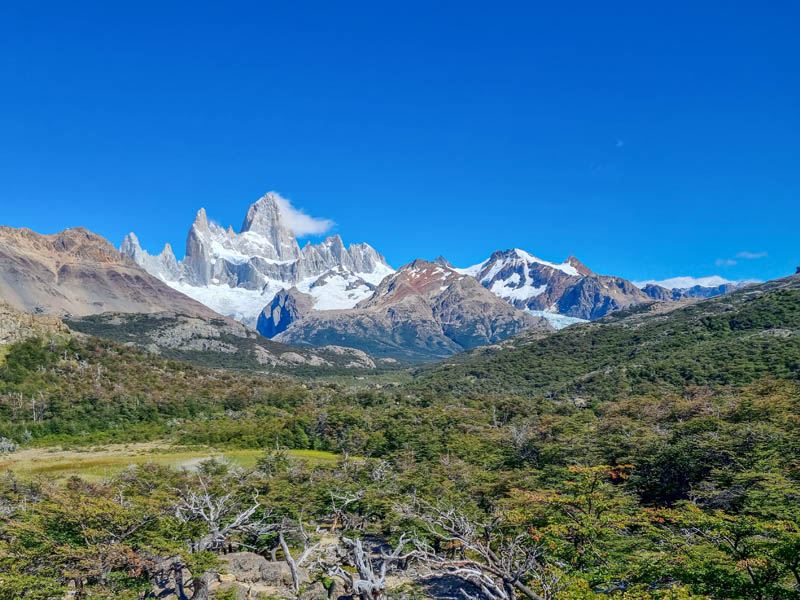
[122,192,394,328]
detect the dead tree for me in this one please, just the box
[278,514,320,593]
[329,489,364,533]
[400,499,564,600]
[168,466,274,600]
[321,534,412,600]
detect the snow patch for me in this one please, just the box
[525,309,588,330]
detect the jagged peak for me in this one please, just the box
[193,208,209,230]
[120,232,141,254]
[322,234,345,248]
[433,255,454,268]
[241,191,282,233]
[400,258,439,271]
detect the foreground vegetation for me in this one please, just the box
[1,278,799,599]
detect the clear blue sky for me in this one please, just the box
[1,1,797,282]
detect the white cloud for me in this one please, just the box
[271,191,334,237]
[736,250,768,260]
[715,258,737,267]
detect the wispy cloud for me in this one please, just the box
[715,258,737,267]
[735,250,768,260]
[271,192,334,237]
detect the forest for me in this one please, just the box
[1,280,799,599]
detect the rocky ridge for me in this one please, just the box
[456,248,651,321]
[65,312,378,372]
[0,226,218,319]
[272,260,552,360]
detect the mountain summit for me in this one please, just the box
[271,259,552,360]
[122,192,393,326]
[456,248,650,321]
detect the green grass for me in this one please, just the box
[0,444,343,481]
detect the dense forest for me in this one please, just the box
[1,277,799,599]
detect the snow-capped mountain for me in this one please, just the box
[455,249,651,323]
[633,276,757,301]
[122,192,393,327]
[270,260,551,360]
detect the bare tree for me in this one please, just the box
[329,488,364,533]
[167,463,274,600]
[321,534,412,600]
[278,514,320,593]
[399,499,564,600]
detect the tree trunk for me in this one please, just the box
[191,573,211,600]
[279,530,301,593]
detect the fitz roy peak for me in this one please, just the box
[122,192,393,327]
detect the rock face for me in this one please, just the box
[221,553,309,587]
[0,301,68,345]
[65,311,377,371]
[274,260,552,360]
[257,288,314,338]
[122,192,394,327]
[0,226,218,319]
[457,249,651,320]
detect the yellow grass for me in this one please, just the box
[0,442,342,481]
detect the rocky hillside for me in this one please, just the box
[65,312,379,374]
[271,260,552,360]
[0,226,218,318]
[0,300,68,345]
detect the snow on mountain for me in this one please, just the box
[270,259,552,360]
[525,310,588,330]
[121,192,394,327]
[633,276,755,290]
[456,248,580,279]
[455,249,650,320]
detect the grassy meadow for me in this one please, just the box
[0,442,342,481]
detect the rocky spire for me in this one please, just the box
[192,208,210,232]
[240,192,300,260]
[120,232,142,258]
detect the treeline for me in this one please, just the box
[412,287,800,398]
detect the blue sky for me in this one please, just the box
[1,1,797,282]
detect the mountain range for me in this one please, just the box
[0,191,760,363]
[121,192,393,327]
[0,225,383,372]
[119,192,754,358]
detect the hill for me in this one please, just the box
[64,312,383,375]
[0,226,218,318]
[410,274,800,399]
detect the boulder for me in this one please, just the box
[222,553,309,587]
